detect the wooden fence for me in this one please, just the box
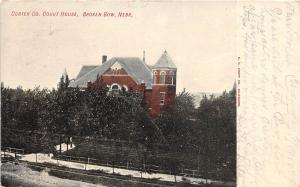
[55,154,204,178]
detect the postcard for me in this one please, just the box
[1,1,299,187]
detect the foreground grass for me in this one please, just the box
[61,139,235,181]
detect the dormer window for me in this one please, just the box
[160,71,166,84]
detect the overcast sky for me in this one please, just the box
[1,1,236,93]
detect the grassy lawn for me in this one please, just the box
[59,139,234,181]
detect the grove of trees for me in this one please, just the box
[1,78,236,181]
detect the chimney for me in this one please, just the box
[102,55,107,64]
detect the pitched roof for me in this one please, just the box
[76,65,98,79]
[69,57,153,88]
[147,65,154,69]
[153,50,177,69]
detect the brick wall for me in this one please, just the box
[147,85,176,117]
[90,75,143,92]
[88,74,176,118]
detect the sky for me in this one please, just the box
[1,1,236,93]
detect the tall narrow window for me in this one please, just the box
[169,71,174,85]
[160,71,166,84]
[160,92,165,105]
[153,71,158,84]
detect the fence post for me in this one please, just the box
[36,153,37,163]
[59,136,62,154]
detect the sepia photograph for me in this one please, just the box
[0,1,238,186]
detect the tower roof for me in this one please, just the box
[153,50,177,69]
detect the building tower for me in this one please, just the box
[150,50,177,116]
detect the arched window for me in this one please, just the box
[159,71,166,84]
[112,85,119,93]
[169,71,174,85]
[153,71,158,84]
[122,85,128,93]
[110,83,121,95]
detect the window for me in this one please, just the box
[160,92,165,105]
[121,85,128,93]
[122,85,128,91]
[159,71,166,84]
[111,85,119,94]
[110,83,121,95]
[153,71,158,84]
[169,71,174,85]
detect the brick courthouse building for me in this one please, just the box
[69,51,177,117]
